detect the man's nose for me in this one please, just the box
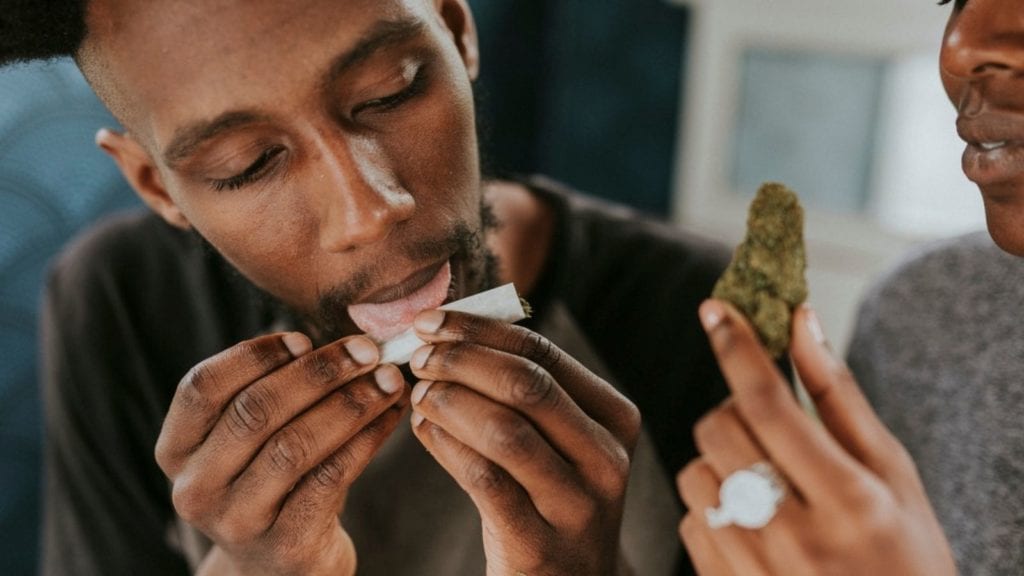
[940,1,1024,82]
[314,135,415,253]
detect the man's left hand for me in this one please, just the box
[409,309,641,576]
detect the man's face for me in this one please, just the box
[86,0,486,337]
[940,0,1024,256]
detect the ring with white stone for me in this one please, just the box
[705,462,787,530]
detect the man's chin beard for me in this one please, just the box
[189,199,502,345]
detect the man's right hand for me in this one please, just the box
[155,332,407,576]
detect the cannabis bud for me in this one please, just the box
[712,182,808,357]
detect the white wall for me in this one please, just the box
[666,0,983,353]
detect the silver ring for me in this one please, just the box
[705,462,787,530]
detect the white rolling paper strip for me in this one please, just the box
[377,283,527,365]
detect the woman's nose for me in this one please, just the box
[940,0,1024,81]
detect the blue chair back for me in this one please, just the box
[0,58,139,575]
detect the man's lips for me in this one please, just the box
[347,260,453,342]
[357,260,449,305]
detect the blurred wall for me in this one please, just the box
[472,0,691,216]
[670,0,980,352]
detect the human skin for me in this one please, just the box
[408,310,640,576]
[941,0,1024,256]
[81,0,640,574]
[676,302,956,576]
[676,1,1023,573]
[85,0,485,326]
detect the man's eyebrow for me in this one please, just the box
[161,18,426,167]
[163,111,270,166]
[322,17,427,89]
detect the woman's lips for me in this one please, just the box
[957,115,1024,188]
[961,141,1024,187]
[346,260,452,342]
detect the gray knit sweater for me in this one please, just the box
[847,232,1024,576]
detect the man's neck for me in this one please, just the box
[483,180,556,298]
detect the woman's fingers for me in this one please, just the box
[698,300,866,503]
[676,459,772,576]
[679,514,736,576]
[676,301,957,576]
[686,400,810,575]
[789,305,909,481]
[693,400,796,494]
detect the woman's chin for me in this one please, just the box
[982,195,1024,257]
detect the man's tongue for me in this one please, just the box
[347,261,452,342]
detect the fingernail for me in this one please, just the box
[803,305,827,345]
[411,411,425,428]
[411,380,434,405]
[699,300,725,332]
[410,345,435,370]
[282,332,312,357]
[374,366,403,394]
[415,310,446,334]
[344,336,379,365]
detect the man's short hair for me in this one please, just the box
[0,1,89,66]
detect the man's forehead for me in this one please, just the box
[82,0,436,143]
[87,0,424,42]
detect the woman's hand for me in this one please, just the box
[676,300,957,576]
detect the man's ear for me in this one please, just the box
[434,0,480,81]
[95,128,191,229]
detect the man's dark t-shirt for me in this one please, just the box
[40,178,729,575]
